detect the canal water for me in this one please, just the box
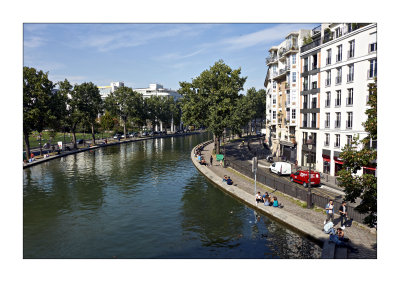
[23,132,322,258]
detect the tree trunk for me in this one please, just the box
[24,132,31,162]
[91,123,96,145]
[216,135,221,155]
[123,119,127,140]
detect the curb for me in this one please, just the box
[23,132,200,169]
[191,140,327,246]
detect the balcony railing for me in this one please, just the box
[347,73,354,83]
[271,71,278,77]
[312,81,318,89]
[312,25,321,36]
[336,54,342,62]
[266,56,278,64]
[335,76,342,85]
[367,69,377,79]
[302,121,308,127]
[325,121,330,128]
[311,121,317,128]
[325,79,331,87]
[312,63,318,70]
[303,103,308,109]
[335,121,341,128]
[346,97,353,106]
[348,50,355,59]
[300,38,321,53]
[325,100,331,107]
[303,65,309,72]
[326,57,331,65]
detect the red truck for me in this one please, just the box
[290,170,321,187]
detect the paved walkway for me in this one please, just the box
[196,140,377,259]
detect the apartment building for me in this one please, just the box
[298,26,323,169]
[98,82,125,99]
[133,83,181,100]
[317,23,377,176]
[264,29,311,162]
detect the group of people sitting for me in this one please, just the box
[323,221,359,253]
[222,175,233,185]
[198,155,207,165]
[255,191,283,208]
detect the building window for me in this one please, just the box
[303,95,308,109]
[292,72,297,83]
[272,96,276,104]
[273,81,277,89]
[347,64,354,82]
[335,90,341,107]
[368,59,377,79]
[369,42,377,53]
[335,27,342,38]
[273,111,276,119]
[336,67,342,84]
[325,113,330,128]
[312,54,318,70]
[303,57,309,72]
[291,109,296,120]
[337,45,342,62]
[348,40,355,58]
[335,112,341,128]
[325,133,330,146]
[335,134,341,147]
[311,113,317,128]
[326,70,331,86]
[302,132,308,144]
[325,92,331,107]
[346,112,353,129]
[312,97,317,109]
[326,49,332,65]
[347,88,353,106]
[292,54,296,65]
[303,113,308,128]
[346,135,353,146]
[303,76,309,91]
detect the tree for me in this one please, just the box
[230,94,252,137]
[179,60,247,154]
[73,82,103,144]
[100,110,115,132]
[337,80,377,227]
[23,67,54,160]
[105,87,144,138]
[246,87,266,132]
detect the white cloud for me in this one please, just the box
[24,36,46,48]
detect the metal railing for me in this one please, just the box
[347,73,354,83]
[335,76,342,85]
[225,157,368,224]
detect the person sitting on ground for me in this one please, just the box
[329,228,358,253]
[323,221,335,235]
[272,196,283,208]
[222,175,228,183]
[226,176,233,185]
[264,195,271,206]
[255,192,264,203]
[262,192,269,202]
[200,158,207,165]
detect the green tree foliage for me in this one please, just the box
[178,60,247,153]
[246,87,266,131]
[230,94,252,136]
[23,67,55,159]
[337,81,377,227]
[73,82,103,144]
[100,110,116,132]
[105,86,143,139]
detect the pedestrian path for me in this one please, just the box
[196,141,377,259]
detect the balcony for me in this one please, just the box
[300,38,321,53]
[312,25,321,37]
[266,56,278,65]
[335,76,342,85]
[311,63,318,70]
[325,79,331,87]
[347,73,354,83]
[335,121,341,128]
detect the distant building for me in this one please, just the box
[133,83,181,100]
[98,82,124,99]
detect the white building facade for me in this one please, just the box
[317,23,377,176]
[133,83,181,100]
[98,82,125,99]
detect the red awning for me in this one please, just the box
[364,166,376,171]
[323,157,330,162]
[334,160,344,164]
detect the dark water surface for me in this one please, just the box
[23,133,321,258]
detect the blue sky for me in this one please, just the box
[24,23,316,92]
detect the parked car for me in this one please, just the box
[266,155,274,163]
[290,170,321,187]
[129,132,138,138]
[142,132,148,136]
[113,134,121,140]
[269,162,292,176]
[77,139,84,144]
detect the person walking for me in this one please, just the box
[324,199,335,225]
[210,155,213,166]
[339,201,348,227]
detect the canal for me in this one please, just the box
[23,132,322,258]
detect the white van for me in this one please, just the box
[269,162,292,176]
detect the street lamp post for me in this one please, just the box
[306,136,313,208]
